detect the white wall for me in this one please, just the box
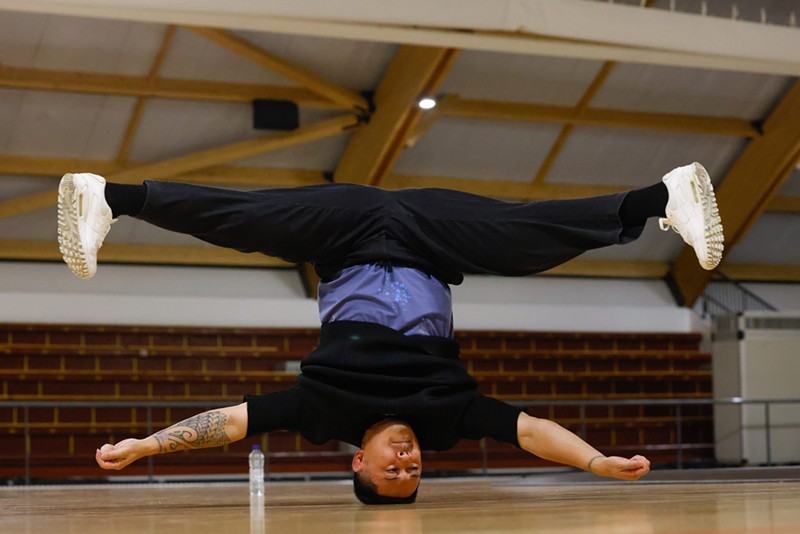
[0,261,713,335]
[453,274,707,333]
[0,262,319,328]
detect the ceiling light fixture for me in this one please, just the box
[417,97,437,110]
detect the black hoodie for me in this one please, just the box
[245,321,521,450]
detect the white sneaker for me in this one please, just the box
[658,162,724,270]
[57,173,115,279]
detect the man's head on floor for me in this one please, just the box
[351,418,421,504]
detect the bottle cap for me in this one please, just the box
[252,445,261,451]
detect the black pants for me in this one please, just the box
[135,181,644,284]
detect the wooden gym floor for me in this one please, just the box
[2,474,799,533]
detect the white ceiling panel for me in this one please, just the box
[0,175,58,239]
[163,27,396,91]
[1,90,134,159]
[546,126,747,187]
[235,133,352,171]
[0,175,55,202]
[0,10,49,66]
[238,108,359,171]
[128,98,258,163]
[0,208,56,239]
[441,51,603,105]
[0,11,165,75]
[592,63,793,120]
[725,212,800,265]
[240,30,397,92]
[394,118,562,181]
[128,101,352,166]
[161,27,294,85]
[779,169,800,196]
[0,88,25,152]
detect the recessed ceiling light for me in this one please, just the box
[418,97,437,110]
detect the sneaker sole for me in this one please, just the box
[57,174,93,279]
[694,164,724,270]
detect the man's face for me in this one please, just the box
[352,419,422,498]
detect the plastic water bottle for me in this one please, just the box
[249,444,265,497]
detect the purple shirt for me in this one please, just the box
[318,264,453,338]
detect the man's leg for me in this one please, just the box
[58,174,387,279]
[131,180,386,263]
[386,162,723,277]
[387,188,639,278]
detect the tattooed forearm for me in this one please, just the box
[153,410,231,453]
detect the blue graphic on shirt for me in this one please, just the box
[380,281,411,309]
[317,264,452,337]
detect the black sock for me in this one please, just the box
[619,182,668,227]
[105,182,147,218]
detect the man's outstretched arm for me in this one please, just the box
[95,403,249,471]
[517,412,650,481]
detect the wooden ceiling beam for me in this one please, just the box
[186,26,368,111]
[541,259,669,279]
[0,156,328,188]
[766,195,800,213]
[720,264,800,283]
[668,79,800,307]
[0,114,358,219]
[0,64,341,108]
[443,96,760,138]
[0,239,289,268]
[0,155,125,177]
[334,46,458,186]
